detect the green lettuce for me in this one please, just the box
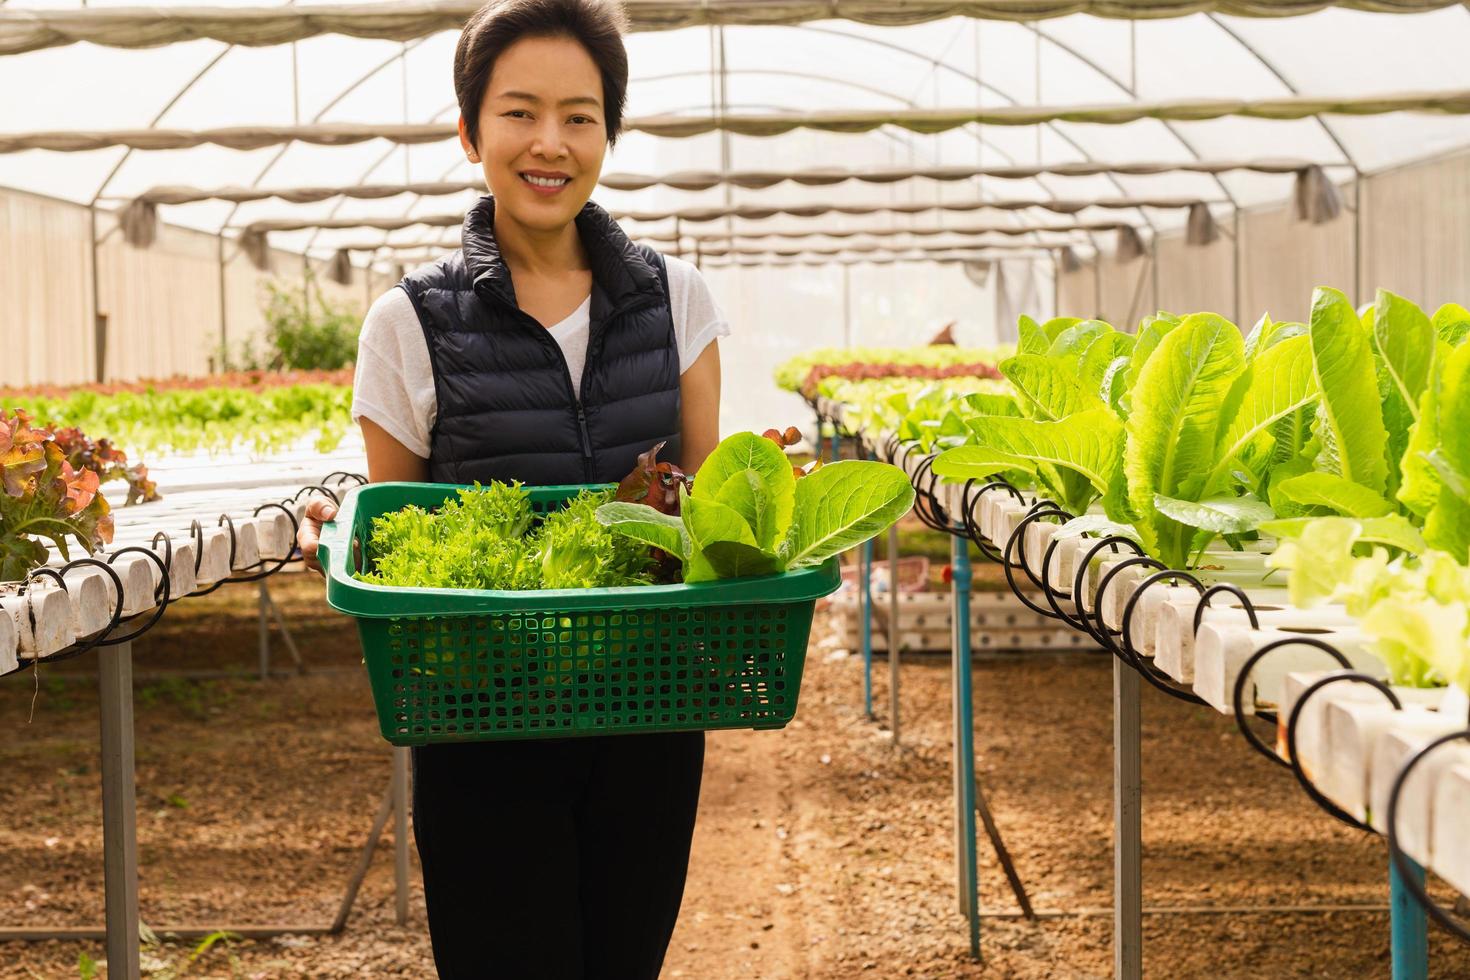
[358,484,653,592]
[1123,312,1247,566]
[1307,287,1391,494]
[598,430,914,583]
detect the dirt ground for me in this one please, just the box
[3,570,1469,979]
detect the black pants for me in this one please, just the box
[411,732,705,980]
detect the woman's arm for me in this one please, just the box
[297,418,429,571]
[678,339,721,474]
[361,417,431,483]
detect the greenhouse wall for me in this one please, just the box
[96,216,225,381]
[1155,234,1233,319]
[1361,148,1470,307]
[2,187,94,387]
[1,185,373,388]
[21,146,1470,391]
[1239,193,1355,323]
[1062,147,1470,329]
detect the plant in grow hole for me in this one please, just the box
[0,409,114,580]
[597,429,914,583]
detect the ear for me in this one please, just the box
[457,116,480,164]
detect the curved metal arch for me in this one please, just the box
[628,66,1048,212]
[790,23,1141,263]
[358,33,1136,265]
[89,44,235,207]
[1021,22,1241,211]
[635,66,907,109]
[1203,14,1357,170]
[334,97,939,265]
[793,25,1160,230]
[628,64,1101,249]
[294,99,464,263]
[632,65,1046,196]
[345,97,926,230]
[218,37,433,239]
[352,94,1069,269]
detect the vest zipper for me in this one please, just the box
[575,403,594,481]
[508,309,593,483]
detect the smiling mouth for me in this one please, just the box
[521,173,571,189]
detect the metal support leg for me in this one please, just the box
[887,523,901,747]
[951,530,980,960]
[861,537,873,719]
[330,781,396,933]
[1114,659,1143,980]
[260,581,304,672]
[99,641,141,980]
[393,747,411,926]
[1390,857,1428,980]
[257,583,270,680]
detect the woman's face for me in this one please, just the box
[461,34,608,235]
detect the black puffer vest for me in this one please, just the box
[398,196,681,486]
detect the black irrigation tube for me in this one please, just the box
[1106,568,1209,706]
[1194,583,1261,635]
[1089,556,1166,656]
[1388,725,1470,944]
[1284,672,1402,832]
[908,454,958,536]
[960,479,1019,565]
[1230,638,1353,767]
[1069,536,1145,651]
[1,473,365,678]
[1038,532,1090,633]
[1001,509,1072,621]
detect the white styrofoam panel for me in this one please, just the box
[1193,628,1382,715]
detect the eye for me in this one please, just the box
[503,109,532,119]
[569,114,596,125]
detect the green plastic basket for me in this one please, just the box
[318,482,841,746]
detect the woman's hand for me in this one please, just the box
[299,419,429,575]
[298,497,339,575]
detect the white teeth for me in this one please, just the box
[523,174,569,188]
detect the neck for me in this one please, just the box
[493,209,588,276]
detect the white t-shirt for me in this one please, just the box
[351,254,730,459]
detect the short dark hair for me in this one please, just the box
[454,0,630,148]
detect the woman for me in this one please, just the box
[297,0,728,974]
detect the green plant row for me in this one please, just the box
[822,291,1470,691]
[359,429,916,590]
[926,293,1469,570]
[6,383,353,458]
[772,345,1009,394]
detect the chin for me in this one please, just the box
[497,192,587,232]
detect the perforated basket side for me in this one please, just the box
[357,598,816,745]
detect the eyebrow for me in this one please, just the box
[497,91,602,109]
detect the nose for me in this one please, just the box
[529,116,568,161]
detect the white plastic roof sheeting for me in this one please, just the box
[4,2,1470,263]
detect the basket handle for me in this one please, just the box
[316,486,362,579]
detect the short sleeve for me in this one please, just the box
[663,254,731,373]
[351,288,437,459]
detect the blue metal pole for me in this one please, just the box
[829,427,840,464]
[951,528,980,960]
[1391,856,1429,980]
